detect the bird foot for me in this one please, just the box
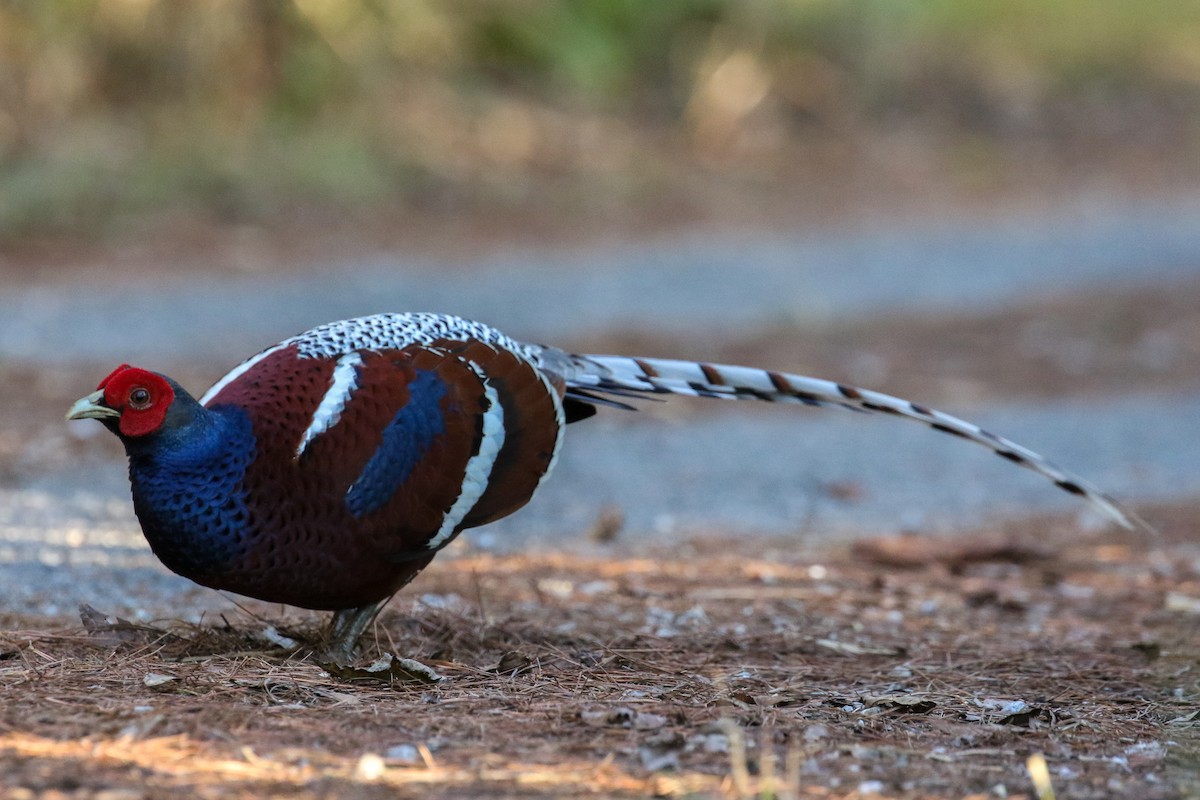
[314,640,359,668]
[315,601,388,666]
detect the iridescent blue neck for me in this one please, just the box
[125,404,257,582]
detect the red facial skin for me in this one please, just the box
[98,364,175,437]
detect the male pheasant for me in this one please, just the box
[67,312,1134,656]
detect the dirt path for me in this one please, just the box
[2,508,1198,799]
[3,197,1200,797]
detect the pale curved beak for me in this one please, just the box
[66,390,120,421]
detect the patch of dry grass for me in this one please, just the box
[1,509,1198,799]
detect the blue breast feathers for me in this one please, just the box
[345,369,447,517]
[127,406,257,577]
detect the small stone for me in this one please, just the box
[804,724,829,742]
[385,744,420,763]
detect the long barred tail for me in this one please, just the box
[560,353,1136,530]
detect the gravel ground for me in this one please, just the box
[4,196,1200,800]
[5,195,1200,364]
[2,194,1199,616]
[2,387,1196,617]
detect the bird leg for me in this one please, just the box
[319,600,389,664]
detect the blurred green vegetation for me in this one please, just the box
[1,0,1198,239]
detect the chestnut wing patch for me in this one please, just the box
[327,347,494,558]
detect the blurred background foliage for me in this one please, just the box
[2,0,1199,241]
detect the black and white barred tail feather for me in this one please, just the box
[559,353,1136,530]
[193,312,1138,531]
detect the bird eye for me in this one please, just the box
[129,387,152,409]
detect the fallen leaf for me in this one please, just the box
[862,692,937,714]
[142,672,179,689]
[580,706,668,730]
[1167,709,1200,726]
[322,653,443,685]
[999,707,1046,726]
[977,698,1047,726]
[816,639,902,657]
[79,604,173,646]
[489,651,535,675]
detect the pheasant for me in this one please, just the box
[67,312,1133,657]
